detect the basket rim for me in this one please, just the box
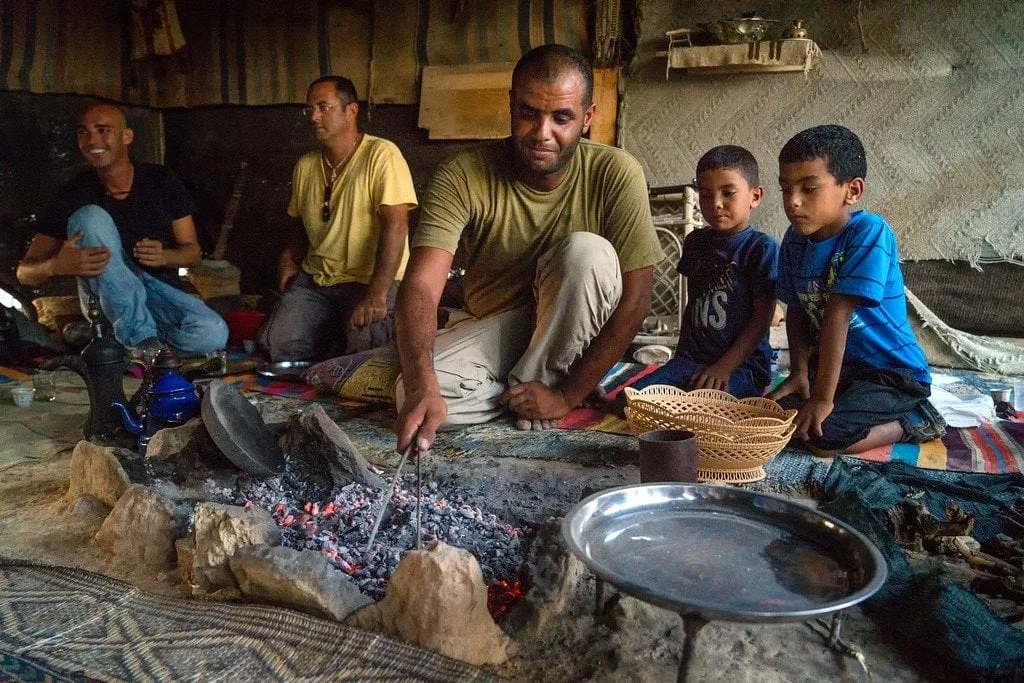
[625,386,797,425]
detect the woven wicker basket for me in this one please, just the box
[624,386,797,484]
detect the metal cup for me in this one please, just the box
[638,429,699,483]
[991,388,1012,404]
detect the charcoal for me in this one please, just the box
[197,468,531,601]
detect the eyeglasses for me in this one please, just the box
[322,181,332,222]
[303,102,343,117]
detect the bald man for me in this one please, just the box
[395,44,661,454]
[17,103,227,356]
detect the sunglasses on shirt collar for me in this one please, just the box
[321,183,331,222]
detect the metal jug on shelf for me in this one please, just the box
[785,20,809,39]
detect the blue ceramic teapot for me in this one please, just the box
[112,348,201,452]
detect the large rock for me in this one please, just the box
[347,541,509,666]
[145,418,207,460]
[65,440,130,509]
[93,484,179,570]
[229,544,371,621]
[191,502,281,592]
[280,405,384,491]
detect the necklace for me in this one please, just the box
[104,166,135,198]
[322,134,362,185]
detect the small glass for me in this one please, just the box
[32,371,57,401]
[206,348,228,375]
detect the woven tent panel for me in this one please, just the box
[0,558,490,683]
[623,0,1024,264]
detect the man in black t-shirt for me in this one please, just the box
[16,103,227,356]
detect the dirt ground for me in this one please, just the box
[0,385,931,682]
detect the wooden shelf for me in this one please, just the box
[657,39,821,79]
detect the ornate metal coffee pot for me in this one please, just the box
[40,298,128,441]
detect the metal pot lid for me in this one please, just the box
[201,379,285,477]
[561,483,887,623]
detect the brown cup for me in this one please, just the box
[638,429,699,483]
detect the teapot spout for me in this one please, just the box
[111,402,144,436]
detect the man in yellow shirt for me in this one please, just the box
[395,45,663,455]
[258,76,417,361]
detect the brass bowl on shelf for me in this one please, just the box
[698,18,779,44]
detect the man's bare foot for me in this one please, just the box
[515,418,556,431]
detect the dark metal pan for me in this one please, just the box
[201,379,285,477]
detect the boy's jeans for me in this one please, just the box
[69,205,228,356]
[625,347,767,399]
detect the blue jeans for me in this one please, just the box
[625,347,767,399]
[70,205,228,356]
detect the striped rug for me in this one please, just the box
[851,420,1024,474]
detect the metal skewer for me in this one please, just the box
[415,448,422,548]
[364,444,412,554]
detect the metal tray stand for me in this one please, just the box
[562,484,887,681]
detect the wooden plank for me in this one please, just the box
[589,67,618,146]
[418,63,515,140]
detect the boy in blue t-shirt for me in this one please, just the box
[770,125,942,453]
[626,145,779,400]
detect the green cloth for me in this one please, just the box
[413,138,663,319]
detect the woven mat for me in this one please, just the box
[0,558,490,683]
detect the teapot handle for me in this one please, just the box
[128,359,152,414]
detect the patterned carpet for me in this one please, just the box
[0,558,490,683]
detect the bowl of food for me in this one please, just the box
[698,17,778,44]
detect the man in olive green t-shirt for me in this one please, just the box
[395,45,663,455]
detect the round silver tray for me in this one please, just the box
[562,483,887,623]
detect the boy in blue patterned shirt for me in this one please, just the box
[626,145,779,400]
[770,125,942,453]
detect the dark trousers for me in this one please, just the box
[777,361,931,451]
[257,272,398,362]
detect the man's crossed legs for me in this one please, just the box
[71,205,227,356]
[396,232,622,430]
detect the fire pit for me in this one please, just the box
[217,470,528,601]
[562,484,888,681]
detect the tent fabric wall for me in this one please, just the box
[369,0,591,104]
[0,0,372,108]
[622,0,1024,264]
[0,0,128,103]
[2,0,590,108]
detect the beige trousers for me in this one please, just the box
[396,232,622,426]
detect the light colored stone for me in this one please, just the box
[229,544,371,621]
[146,418,205,460]
[65,440,130,509]
[93,484,178,570]
[192,502,281,592]
[69,494,111,521]
[347,540,509,666]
